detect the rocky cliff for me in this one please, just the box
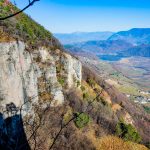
[0,40,82,117]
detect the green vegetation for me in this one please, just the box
[63,107,73,123]
[56,65,61,74]
[76,80,80,87]
[80,85,85,91]
[58,78,65,86]
[83,92,89,100]
[74,112,90,128]
[0,1,60,48]
[143,106,150,114]
[116,119,141,143]
[118,85,139,95]
[87,78,96,88]
[96,96,108,106]
[110,72,120,77]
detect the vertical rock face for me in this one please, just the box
[37,48,65,106]
[0,41,82,115]
[0,41,38,114]
[61,53,82,88]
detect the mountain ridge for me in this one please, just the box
[108,28,150,45]
[63,28,150,57]
[54,31,114,44]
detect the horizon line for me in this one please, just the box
[53,27,150,34]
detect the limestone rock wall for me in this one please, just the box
[0,41,82,115]
[0,41,38,114]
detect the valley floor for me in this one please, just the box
[77,55,150,106]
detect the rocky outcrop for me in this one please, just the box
[0,41,38,116]
[61,52,82,88]
[0,41,82,116]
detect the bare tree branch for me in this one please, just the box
[0,0,40,20]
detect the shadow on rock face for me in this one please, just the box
[0,103,30,150]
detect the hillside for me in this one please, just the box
[0,2,150,150]
[0,0,61,49]
[119,44,150,57]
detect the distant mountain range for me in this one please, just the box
[108,28,150,45]
[59,28,150,57]
[65,40,133,54]
[54,31,114,44]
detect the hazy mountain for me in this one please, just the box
[108,28,150,45]
[65,28,150,57]
[54,31,114,44]
[119,44,150,57]
[65,40,133,54]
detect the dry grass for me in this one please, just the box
[86,130,148,150]
[101,90,112,105]
[0,28,14,42]
[112,104,122,112]
[81,80,97,99]
[39,91,51,101]
[97,136,148,150]
[63,106,73,123]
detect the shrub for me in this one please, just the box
[116,120,141,143]
[58,78,65,86]
[56,64,63,74]
[76,80,80,87]
[87,78,96,88]
[63,108,73,123]
[80,85,85,91]
[101,98,108,106]
[94,88,101,94]
[96,96,108,106]
[143,106,150,114]
[83,93,89,100]
[74,112,90,128]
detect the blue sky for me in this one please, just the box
[11,0,150,33]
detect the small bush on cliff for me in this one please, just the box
[87,78,96,88]
[76,80,80,87]
[96,96,109,106]
[83,93,89,100]
[143,106,150,114]
[116,119,141,143]
[74,112,90,128]
[58,78,65,86]
[100,97,108,106]
[80,85,85,91]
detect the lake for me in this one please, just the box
[97,54,126,62]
